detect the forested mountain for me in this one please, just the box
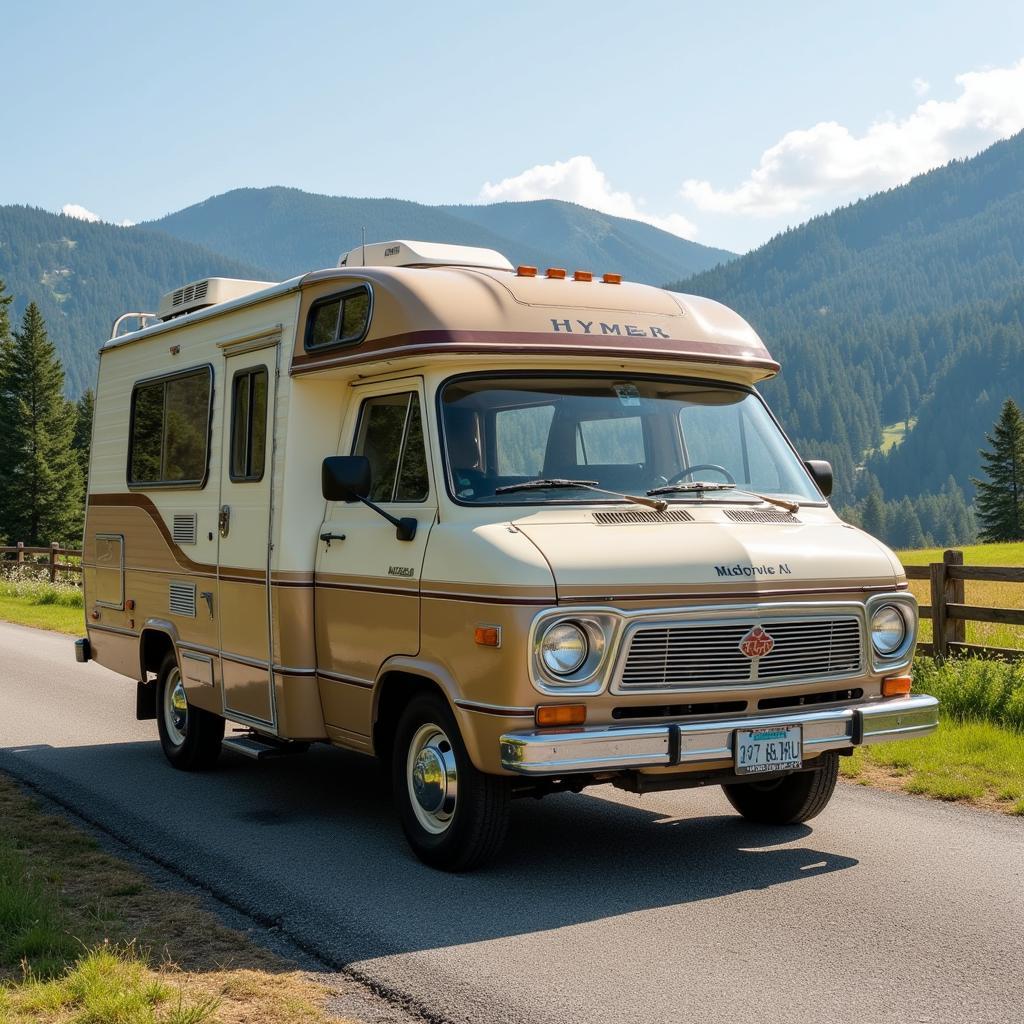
[672,130,1024,541]
[146,187,732,284]
[0,206,271,395]
[868,292,1024,500]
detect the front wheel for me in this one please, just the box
[392,693,511,871]
[722,752,839,824]
[156,652,224,771]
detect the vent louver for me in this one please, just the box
[168,582,197,618]
[171,513,198,545]
[593,509,695,525]
[725,509,801,524]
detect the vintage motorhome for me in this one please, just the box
[78,239,939,870]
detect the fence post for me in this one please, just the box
[49,541,59,583]
[944,548,965,653]
[17,541,24,564]
[929,556,948,659]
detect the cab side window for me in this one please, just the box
[352,393,429,502]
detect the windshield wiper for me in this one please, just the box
[646,481,799,513]
[495,478,668,512]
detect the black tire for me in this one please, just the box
[722,752,839,824]
[392,692,511,871]
[155,652,224,771]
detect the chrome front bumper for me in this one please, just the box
[499,694,939,775]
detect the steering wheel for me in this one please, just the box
[666,463,736,485]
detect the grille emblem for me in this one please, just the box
[739,626,775,658]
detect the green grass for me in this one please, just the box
[841,717,1024,814]
[0,568,84,635]
[897,540,1024,566]
[0,597,83,635]
[912,657,1024,731]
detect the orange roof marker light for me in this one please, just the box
[573,270,593,282]
[516,265,537,278]
[546,267,567,279]
[602,272,622,285]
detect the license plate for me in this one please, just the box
[734,725,802,776]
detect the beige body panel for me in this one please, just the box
[83,258,913,778]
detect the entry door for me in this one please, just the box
[315,379,436,740]
[218,345,277,729]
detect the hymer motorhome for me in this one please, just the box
[78,240,938,870]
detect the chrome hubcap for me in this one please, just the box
[407,723,458,835]
[164,668,188,746]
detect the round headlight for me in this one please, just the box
[871,604,907,655]
[540,621,589,676]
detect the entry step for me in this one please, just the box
[223,734,310,760]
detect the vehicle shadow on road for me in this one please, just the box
[0,739,859,963]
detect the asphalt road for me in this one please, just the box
[1,619,1022,1024]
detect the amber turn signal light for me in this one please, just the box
[602,272,622,284]
[881,675,913,697]
[573,270,593,282]
[516,265,537,277]
[546,267,567,279]
[474,625,502,647]
[536,704,587,728]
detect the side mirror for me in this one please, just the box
[321,454,418,542]
[322,455,371,503]
[803,459,833,498]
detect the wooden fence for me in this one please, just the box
[0,542,83,583]
[907,549,1024,661]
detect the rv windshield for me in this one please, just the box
[439,375,822,506]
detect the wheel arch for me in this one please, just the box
[373,658,460,764]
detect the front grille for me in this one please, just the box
[612,699,747,720]
[617,615,863,692]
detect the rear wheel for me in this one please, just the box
[156,652,224,771]
[392,693,511,871]
[722,752,839,824]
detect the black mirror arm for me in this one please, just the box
[355,494,418,541]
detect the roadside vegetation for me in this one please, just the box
[0,775,345,1023]
[0,566,82,635]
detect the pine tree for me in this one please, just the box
[860,487,888,540]
[0,304,83,544]
[73,389,95,485]
[973,398,1024,542]
[0,280,12,541]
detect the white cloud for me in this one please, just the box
[62,203,101,222]
[912,77,931,97]
[60,203,135,227]
[479,155,698,239]
[681,59,1024,217]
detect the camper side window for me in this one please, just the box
[304,285,372,351]
[229,367,268,482]
[127,366,212,488]
[351,393,429,503]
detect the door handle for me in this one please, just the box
[219,505,231,537]
[319,531,347,547]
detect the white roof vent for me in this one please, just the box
[337,239,513,273]
[157,277,275,320]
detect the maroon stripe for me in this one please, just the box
[291,329,778,376]
[455,700,535,718]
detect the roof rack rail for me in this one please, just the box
[110,312,160,340]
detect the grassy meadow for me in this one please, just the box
[897,540,1024,650]
[0,566,83,634]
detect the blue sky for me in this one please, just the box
[3,0,1024,252]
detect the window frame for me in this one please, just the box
[436,370,828,508]
[228,365,269,484]
[349,390,431,505]
[303,284,373,353]
[126,364,214,490]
